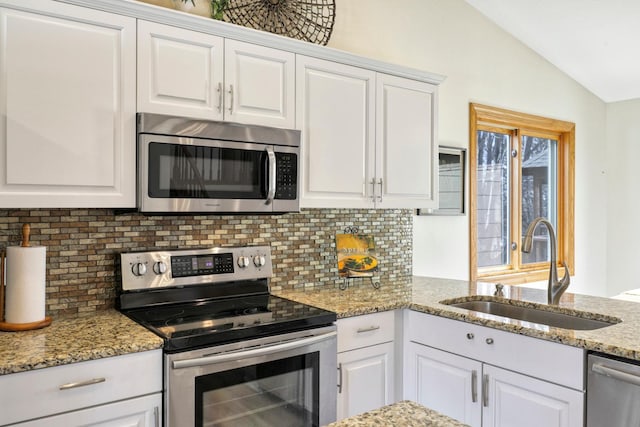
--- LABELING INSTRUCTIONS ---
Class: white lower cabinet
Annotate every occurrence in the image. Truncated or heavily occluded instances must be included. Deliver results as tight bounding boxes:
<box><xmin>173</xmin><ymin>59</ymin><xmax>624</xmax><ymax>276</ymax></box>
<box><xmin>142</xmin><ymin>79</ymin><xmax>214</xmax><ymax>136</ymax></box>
<box><xmin>0</xmin><ymin>350</ymin><xmax>162</xmax><ymax>427</ymax></box>
<box><xmin>483</xmin><ymin>364</ymin><xmax>583</xmax><ymax>427</ymax></box>
<box><xmin>404</xmin><ymin>311</ymin><xmax>584</xmax><ymax>427</ymax></box>
<box><xmin>337</xmin><ymin>341</ymin><xmax>395</xmax><ymax>420</ymax></box>
<box><xmin>336</xmin><ymin>311</ymin><xmax>396</xmax><ymax>421</ymax></box>
<box><xmin>11</xmin><ymin>393</ymin><xmax>161</xmax><ymax>427</ymax></box>
<box><xmin>406</xmin><ymin>342</ymin><xmax>482</xmax><ymax>426</ymax></box>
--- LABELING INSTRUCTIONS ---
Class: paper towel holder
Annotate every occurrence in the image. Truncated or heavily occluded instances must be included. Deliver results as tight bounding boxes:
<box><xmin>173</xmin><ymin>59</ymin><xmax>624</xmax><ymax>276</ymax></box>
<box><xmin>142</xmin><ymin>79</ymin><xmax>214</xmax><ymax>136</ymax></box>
<box><xmin>0</xmin><ymin>223</ymin><xmax>52</xmax><ymax>332</ymax></box>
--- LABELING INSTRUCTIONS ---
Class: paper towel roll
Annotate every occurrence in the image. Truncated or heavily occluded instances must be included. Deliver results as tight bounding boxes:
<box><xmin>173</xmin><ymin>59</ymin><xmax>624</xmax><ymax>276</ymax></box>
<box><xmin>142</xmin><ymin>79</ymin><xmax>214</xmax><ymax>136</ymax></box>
<box><xmin>5</xmin><ymin>245</ymin><xmax>46</xmax><ymax>324</ymax></box>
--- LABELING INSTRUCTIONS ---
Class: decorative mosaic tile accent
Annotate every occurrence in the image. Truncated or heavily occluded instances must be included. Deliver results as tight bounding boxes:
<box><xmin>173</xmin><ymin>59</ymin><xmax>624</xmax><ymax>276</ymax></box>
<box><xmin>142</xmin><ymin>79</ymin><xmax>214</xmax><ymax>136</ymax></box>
<box><xmin>0</xmin><ymin>209</ymin><xmax>412</xmax><ymax>317</ymax></box>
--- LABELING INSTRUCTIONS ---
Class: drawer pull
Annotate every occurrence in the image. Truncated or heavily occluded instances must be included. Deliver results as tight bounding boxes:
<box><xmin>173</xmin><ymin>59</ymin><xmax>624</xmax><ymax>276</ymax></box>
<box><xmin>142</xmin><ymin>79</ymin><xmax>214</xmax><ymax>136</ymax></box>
<box><xmin>466</xmin><ymin>333</ymin><xmax>474</xmax><ymax>340</ymax></box>
<box><xmin>356</xmin><ymin>325</ymin><xmax>381</xmax><ymax>333</ymax></box>
<box><xmin>485</xmin><ymin>338</ymin><xmax>494</xmax><ymax>345</ymax></box>
<box><xmin>59</xmin><ymin>377</ymin><xmax>106</xmax><ymax>390</ymax></box>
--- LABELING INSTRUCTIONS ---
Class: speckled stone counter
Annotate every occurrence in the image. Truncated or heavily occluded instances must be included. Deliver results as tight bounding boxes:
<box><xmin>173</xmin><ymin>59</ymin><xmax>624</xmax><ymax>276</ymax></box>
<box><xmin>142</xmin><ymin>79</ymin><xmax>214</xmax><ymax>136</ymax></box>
<box><xmin>275</xmin><ymin>276</ymin><xmax>640</xmax><ymax>361</ymax></box>
<box><xmin>326</xmin><ymin>400</ymin><xmax>468</xmax><ymax>427</ymax></box>
<box><xmin>0</xmin><ymin>310</ymin><xmax>163</xmax><ymax>375</ymax></box>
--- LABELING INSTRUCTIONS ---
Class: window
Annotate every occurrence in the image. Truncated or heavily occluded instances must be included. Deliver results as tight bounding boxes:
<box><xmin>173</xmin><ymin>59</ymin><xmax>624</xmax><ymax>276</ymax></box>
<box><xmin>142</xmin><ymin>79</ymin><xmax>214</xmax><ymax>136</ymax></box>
<box><xmin>469</xmin><ymin>103</ymin><xmax>574</xmax><ymax>284</ymax></box>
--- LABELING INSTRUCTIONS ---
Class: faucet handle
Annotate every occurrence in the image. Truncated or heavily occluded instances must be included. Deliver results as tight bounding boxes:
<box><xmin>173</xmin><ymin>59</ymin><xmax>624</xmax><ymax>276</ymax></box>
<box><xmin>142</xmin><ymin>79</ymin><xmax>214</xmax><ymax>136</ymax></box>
<box><xmin>559</xmin><ymin>261</ymin><xmax>570</xmax><ymax>287</ymax></box>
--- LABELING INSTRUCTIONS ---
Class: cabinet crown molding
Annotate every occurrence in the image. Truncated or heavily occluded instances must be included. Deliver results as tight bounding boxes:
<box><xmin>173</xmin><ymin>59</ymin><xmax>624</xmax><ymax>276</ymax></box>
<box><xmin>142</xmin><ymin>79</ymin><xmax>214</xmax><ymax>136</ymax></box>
<box><xmin>49</xmin><ymin>0</ymin><xmax>446</xmax><ymax>85</ymax></box>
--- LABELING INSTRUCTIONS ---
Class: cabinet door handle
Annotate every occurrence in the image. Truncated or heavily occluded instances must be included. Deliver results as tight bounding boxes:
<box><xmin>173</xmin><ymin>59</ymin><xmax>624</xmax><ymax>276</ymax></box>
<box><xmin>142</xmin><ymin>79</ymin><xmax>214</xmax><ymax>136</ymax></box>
<box><xmin>356</xmin><ymin>325</ymin><xmax>380</xmax><ymax>333</ymax></box>
<box><xmin>482</xmin><ymin>374</ymin><xmax>489</xmax><ymax>407</ymax></box>
<box><xmin>377</xmin><ymin>178</ymin><xmax>383</xmax><ymax>202</ymax></box>
<box><xmin>370</xmin><ymin>178</ymin><xmax>376</xmax><ymax>202</ymax></box>
<box><xmin>337</xmin><ymin>363</ymin><xmax>343</xmax><ymax>394</ymax></box>
<box><xmin>471</xmin><ymin>370</ymin><xmax>478</xmax><ymax>403</ymax></box>
<box><xmin>154</xmin><ymin>406</ymin><xmax>160</xmax><ymax>427</ymax></box>
<box><xmin>59</xmin><ymin>377</ymin><xmax>106</xmax><ymax>390</ymax></box>
<box><xmin>216</xmin><ymin>82</ymin><xmax>223</xmax><ymax>113</ymax></box>
<box><xmin>228</xmin><ymin>84</ymin><xmax>234</xmax><ymax>114</ymax></box>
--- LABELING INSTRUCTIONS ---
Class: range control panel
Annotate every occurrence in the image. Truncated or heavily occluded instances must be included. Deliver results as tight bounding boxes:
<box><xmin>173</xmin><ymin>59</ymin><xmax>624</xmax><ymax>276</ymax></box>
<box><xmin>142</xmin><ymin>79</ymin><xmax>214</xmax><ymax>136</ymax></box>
<box><xmin>120</xmin><ymin>246</ymin><xmax>272</xmax><ymax>291</ymax></box>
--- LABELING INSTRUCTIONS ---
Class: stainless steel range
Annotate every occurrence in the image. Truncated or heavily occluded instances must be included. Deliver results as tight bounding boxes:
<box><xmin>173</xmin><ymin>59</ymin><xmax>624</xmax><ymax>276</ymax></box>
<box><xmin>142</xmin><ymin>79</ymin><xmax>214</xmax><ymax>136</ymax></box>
<box><xmin>118</xmin><ymin>246</ymin><xmax>337</xmax><ymax>427</ymax></box>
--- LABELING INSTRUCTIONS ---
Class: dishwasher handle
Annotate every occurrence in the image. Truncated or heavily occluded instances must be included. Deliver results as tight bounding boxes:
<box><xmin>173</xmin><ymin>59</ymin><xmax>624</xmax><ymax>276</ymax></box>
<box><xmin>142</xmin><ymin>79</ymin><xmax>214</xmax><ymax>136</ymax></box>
<box><xmin>592</xmin><ymin>362</ymin><xmax>640</xmax><ymax>387</ymax></box>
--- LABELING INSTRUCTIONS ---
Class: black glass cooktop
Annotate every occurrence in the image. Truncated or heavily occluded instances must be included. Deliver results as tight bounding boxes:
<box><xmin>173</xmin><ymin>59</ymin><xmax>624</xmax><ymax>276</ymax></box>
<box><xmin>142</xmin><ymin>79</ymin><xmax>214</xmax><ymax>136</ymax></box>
<box><xmin>121</xmin><ymin>293</ymin><xmax>336</xmax><ymax>353</ymax></box>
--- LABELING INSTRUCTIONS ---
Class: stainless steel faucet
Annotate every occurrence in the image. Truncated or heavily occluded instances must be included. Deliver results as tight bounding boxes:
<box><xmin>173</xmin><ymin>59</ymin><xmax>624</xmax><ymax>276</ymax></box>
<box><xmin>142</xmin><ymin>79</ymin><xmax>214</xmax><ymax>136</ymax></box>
<box><xmin>521</xmin><ymin>217</ymin><xmax>570</xmax><ymax>305</ymax></box>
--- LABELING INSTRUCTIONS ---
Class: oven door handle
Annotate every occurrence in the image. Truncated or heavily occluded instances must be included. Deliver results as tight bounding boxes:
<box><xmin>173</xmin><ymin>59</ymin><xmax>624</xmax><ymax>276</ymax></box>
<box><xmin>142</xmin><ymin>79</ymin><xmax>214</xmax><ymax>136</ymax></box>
<box><xmin>172</xmin><ymin>331</ymin><xmax>337</xmax><ymax>370</ymax></box>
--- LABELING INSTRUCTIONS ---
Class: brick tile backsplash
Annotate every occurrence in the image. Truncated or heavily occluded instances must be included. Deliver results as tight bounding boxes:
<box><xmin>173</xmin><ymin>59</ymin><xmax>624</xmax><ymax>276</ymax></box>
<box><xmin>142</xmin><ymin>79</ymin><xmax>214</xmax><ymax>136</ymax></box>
<box><xmin>0</xmin><ymin>209</ymin><xmax>412</xmax><ymax>318</ymax></box>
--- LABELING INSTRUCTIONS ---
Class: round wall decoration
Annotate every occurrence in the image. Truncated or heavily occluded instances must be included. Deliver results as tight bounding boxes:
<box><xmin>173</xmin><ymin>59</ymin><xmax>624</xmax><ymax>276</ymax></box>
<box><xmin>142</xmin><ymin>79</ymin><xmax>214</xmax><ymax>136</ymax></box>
<box><xmin>223</xmin><ymin>0</ymin><xmax>336</xmax><ymax>46</ymax></box>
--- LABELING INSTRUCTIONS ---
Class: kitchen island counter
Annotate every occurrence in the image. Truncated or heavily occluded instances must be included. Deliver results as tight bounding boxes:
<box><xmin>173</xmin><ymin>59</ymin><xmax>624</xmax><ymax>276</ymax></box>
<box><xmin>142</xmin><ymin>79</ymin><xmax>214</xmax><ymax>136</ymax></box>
<box><xmin>0</xmin><ymin>310</ymin><xmax>163</xmax><ymax>375</ymax></box>
<box><xmin>275</xmin><ymin>276</ymin><xmax>640</xmax><ymax>361</ymax></box>
<box><xmin>325</xmin><ymin>400</ymin><xmax>468</xmax><ymax>427</ymax></box>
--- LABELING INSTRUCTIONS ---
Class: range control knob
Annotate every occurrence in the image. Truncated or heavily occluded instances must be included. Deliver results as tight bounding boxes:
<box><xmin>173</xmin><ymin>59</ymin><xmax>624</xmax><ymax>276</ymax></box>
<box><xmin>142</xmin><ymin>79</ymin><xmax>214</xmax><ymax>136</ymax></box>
<box><xmin>153</xmin><ymin>261</ymin><xmax>167</xmax><ymax>275</ymax></box>
<box><xmin>253</xmin><ymin>255</ymin><xmax>266</xmax><ymax>268</ymax></box>
<box><xmin>237</xmin><ymin>256</ymin><xmax>250</xmax><ymax>269</ymax></box>
<box><xmin>131</xmin><ymin>262</ymin><xmax>147</xmax><ymax>277</ymax></box>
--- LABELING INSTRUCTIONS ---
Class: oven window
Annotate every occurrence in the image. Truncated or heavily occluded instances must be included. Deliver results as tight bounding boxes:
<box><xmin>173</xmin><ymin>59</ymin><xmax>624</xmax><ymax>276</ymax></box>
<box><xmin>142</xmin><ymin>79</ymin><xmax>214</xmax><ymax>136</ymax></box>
<box><xmin>195</xmin><ymin>352</ymin><xmax>319</xmax><ymax>427</ymax></box>
<box><xmin>148</xmin><ymin>142</ymin><xmax>267</xmax><ymax>199</ymax></box>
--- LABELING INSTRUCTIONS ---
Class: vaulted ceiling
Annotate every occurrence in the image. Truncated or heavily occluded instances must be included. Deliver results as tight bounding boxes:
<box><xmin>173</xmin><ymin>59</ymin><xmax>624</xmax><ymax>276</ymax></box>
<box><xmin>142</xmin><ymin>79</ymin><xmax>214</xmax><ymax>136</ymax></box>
<box><xmin>465</xmin><ymin>0</ymin><xmax>640</xmax><ymax>103</ymax></box>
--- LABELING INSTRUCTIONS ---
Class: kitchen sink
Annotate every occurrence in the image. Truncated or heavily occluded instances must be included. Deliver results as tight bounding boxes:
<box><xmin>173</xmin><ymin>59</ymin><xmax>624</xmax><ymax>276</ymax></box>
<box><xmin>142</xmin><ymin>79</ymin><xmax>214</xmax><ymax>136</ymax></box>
<box><xmin>441</xmin><ymin>297</ymin><xmax>621</xmax><ymax>330</ymax></box>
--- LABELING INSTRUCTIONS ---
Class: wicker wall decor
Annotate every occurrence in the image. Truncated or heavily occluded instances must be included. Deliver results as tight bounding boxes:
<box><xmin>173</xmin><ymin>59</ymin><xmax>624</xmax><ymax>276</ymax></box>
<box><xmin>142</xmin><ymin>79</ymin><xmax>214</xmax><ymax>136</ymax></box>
<box><xmin>223</xmin><ymin>0</ymin><xmax>336</xmax><ymax>46</ymax></box>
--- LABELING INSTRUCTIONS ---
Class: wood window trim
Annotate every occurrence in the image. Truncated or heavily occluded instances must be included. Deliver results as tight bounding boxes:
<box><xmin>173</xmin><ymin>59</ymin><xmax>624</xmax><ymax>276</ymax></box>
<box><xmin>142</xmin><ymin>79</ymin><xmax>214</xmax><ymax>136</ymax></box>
<box><xmin>469</xmin><ymin>103</ymin><xmax>575</xmax><ymax>284</ymax></box>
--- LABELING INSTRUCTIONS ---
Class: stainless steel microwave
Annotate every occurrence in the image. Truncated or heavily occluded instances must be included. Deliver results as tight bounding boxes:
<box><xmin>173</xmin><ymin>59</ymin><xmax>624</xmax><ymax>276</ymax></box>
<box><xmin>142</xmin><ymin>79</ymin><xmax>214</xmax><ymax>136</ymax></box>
<box><xmin>137</xmin><ymin>113</ymin><xmax>300</xmax><ymax>214</ymax></box>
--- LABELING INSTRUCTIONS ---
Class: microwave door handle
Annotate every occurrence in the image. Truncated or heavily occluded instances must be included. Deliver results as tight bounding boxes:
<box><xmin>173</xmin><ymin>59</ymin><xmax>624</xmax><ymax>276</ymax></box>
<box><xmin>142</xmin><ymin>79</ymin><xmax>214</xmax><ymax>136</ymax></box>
<box><xmin>265</xmin><ymin>148</ymin><xmax>276</xmax><ymax>205</ymax></box>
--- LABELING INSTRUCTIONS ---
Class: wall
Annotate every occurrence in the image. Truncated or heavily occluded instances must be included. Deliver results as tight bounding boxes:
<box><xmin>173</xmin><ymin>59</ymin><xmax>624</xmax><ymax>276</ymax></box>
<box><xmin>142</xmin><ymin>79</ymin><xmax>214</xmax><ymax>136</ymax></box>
<box><xmin>605</xmin><ymin>99</ymin><xmax>640</xmax><ymax>296</ymax></box>
<box><xmin>0</xmin><ymin>209</ymin><xmax>412</xmax><ymax>318</ymax></box>
<box><xmin>328</xmin><ymin>0</ymin><xmax>608</xmax><ymax>295</ymax></box>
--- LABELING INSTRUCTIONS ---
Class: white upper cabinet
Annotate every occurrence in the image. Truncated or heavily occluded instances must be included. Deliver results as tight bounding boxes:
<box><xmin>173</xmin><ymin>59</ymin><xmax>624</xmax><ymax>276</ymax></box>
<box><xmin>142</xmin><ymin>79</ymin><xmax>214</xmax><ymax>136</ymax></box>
<box><xmin>137</xmin><ymin>20</ymin><xmax>224</xmax><ymax>121</ymax></box>
<box><xmin>224</xmin><ymin>39</ymin><xmax>295</xmax><ymax>128</ymax></box>
<box><xmin>376</xmin><ymin>74</ymin><xmax>438</xmax><ymax>209</ymax></box>
<box><xmin>138</xmin><ymin>21</ymin><xmax>295</xmax><ymax>129</ymax></box>
<box><xmin>297</xmin><ymin>56</ymin><xmax>439</xmax><ymax>209</ymax></box>
<box><xmin>296</xmin><ymin>55</ymin><xmax>376</xmax><ymax>208</ymax></box>
<box><xmin>0</xmin><ymin>0</ymin><xmax>136</xmax><ymax>208</ymax></box>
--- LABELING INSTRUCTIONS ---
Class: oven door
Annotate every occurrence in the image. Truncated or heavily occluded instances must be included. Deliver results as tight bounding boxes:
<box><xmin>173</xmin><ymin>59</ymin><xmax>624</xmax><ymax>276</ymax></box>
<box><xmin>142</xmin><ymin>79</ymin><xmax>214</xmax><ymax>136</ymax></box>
<box><xmin>165</xmin><ymin>326</ymin><xmax>337</xmax><ymax>427</ymax></box>
<box><xmin>139</xmin><ymin>134</ymin><xmax>277</xmax><ymax>213</ymax></box>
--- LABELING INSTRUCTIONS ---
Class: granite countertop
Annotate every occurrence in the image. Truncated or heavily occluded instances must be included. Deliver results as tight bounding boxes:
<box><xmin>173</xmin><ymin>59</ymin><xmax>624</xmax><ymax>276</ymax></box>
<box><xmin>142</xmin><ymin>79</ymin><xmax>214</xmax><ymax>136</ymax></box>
<box><xmin>326</xmin><ymin>400</ymin><xmax>468</xmax><ymax>427</ymax></box>
<box><xmin>4</xmin><ymin>275</ymin><xmax>640</xmax><ymax>375</ymax></box>
<box><xmin>275</xmin><ymin>276</ymin><xmax>640</xmax><ymax>361</ymax></box>
<box><xmin>0</xmin><ymin>310</ymin><xmax>163</xmax><ymax>375</ymax></box>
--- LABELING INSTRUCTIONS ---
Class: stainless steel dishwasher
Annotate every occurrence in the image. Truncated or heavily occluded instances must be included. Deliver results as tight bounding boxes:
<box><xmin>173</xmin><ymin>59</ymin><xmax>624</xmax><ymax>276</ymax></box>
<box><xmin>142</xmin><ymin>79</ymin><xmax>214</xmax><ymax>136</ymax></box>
<box><xmin>587</xmin><ymin>353</ymin><xmax>640</xmax><ymax>426</ymax></box>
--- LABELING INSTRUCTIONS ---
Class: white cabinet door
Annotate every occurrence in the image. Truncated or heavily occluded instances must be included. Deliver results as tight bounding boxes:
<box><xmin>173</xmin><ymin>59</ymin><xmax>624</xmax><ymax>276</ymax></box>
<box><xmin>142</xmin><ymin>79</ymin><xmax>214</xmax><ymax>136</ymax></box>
<box><xmin>337</xmin><ymin>341</ymin><xmax>395</xmax><ymax>421</ymax></box>
<box><xmin>405</xmin><ymin>342</ymin><xmax>482</xmax><ymax>427</ymax></box>
<box><xmin>483</xmin><ymin>364</ymin><xmax>583</xmax><ymax>427</ymax></box>
<box><xmin>0</xmin><ymin>0</ymin><xmax>136</xmax><ymax>208</ymax></box>
<box><xmin>13</xmin><ymin>393</ymin><xmax>162</xmax><ymax>427</ymax></box>
<box><xmin>138</xmin><ymin>22</ymin><xmax>294</xmax><ymax>129</ymax></box>
<box><xmin>376</xmin><ymin>74</ymin><xmax>438</xmax><ymax>209</ymax></box>
<box><xmin>224</xmin><ymin>39</ymin><xmax>295</xmax><ymax>128</ymax></box>
<box><xmin>296</xmin><ymin>55</ymin><xmax>376</xmax><ymax>208</ymax></box>
<box><xmin>137</xmin><ymin>20</ymin><xmax>224</xmax><ymax>120</ymax></box>
<box><xmin>296</xmin><ymin>56</ymin><xmax>439</xmax><ymax>209</ymax></box>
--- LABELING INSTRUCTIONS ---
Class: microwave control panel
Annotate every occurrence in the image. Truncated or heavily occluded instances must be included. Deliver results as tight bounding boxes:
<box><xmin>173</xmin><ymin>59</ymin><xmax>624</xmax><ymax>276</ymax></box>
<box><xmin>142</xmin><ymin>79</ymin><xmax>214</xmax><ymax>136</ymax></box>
<box><xmin>275</xmin><ymin>152</ymin><xmax>297</xmax><ymax>200</ymax></box>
